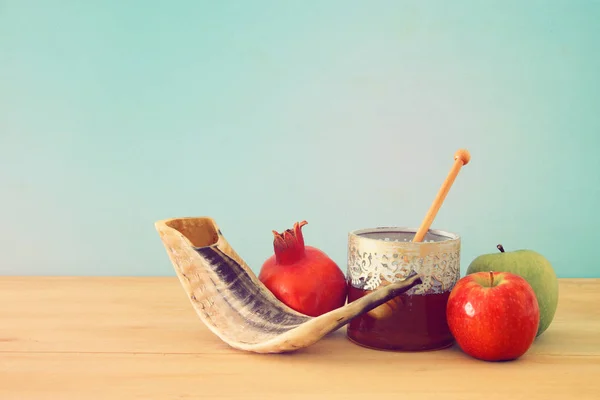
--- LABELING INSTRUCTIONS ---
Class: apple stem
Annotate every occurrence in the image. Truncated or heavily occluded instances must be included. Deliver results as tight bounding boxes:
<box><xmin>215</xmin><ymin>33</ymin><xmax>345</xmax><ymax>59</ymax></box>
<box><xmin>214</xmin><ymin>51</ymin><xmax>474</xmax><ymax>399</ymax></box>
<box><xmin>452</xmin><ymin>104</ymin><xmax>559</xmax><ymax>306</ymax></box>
<box><xmin>497</xmin><ymin>244</ymin><xmax>505</xmax><ymax>253</ymax></box>
<box><xmin>489</xmin><ymin>271</ymin><xmax>494</xmax><ymax>286</ymax></box>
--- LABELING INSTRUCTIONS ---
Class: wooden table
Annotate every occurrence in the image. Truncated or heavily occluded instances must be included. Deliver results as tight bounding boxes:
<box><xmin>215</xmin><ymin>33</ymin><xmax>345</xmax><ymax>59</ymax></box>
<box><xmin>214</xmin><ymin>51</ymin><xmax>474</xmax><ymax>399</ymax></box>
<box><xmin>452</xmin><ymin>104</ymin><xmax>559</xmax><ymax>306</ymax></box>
<box><xmin>1</xmin><ymin>277</ymin><xmax>598</xmax><ymax>399</ymax></box>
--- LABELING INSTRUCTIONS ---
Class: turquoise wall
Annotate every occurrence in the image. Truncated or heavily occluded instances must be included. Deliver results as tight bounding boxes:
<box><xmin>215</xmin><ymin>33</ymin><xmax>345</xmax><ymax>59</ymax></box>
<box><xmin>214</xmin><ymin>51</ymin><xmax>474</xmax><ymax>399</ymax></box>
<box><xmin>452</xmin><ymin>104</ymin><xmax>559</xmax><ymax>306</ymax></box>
<box><xmin>1</xmin><ymin>1</ymin><xmax>599</xmax><ymax>278</ymax></box>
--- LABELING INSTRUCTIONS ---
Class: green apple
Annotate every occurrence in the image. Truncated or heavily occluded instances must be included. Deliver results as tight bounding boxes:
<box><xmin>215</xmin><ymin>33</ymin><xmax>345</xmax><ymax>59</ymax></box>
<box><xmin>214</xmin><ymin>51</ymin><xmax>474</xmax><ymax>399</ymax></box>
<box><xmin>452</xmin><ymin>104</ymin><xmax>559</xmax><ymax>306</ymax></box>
<box><xmin>466</xmin><ymin>244</ymin><xmax>558</xmax><ymax>337</ymax></box>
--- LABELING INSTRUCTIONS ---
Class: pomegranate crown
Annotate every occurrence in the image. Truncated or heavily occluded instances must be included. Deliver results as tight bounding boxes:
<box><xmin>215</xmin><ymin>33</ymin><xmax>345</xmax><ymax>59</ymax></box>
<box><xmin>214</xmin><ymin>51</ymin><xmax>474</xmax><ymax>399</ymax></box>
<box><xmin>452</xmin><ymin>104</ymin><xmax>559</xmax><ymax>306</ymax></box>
<box><xmin>272</xmin><ymin>220</ymin><xmax>308</xmax><ymax>264</ymax></box>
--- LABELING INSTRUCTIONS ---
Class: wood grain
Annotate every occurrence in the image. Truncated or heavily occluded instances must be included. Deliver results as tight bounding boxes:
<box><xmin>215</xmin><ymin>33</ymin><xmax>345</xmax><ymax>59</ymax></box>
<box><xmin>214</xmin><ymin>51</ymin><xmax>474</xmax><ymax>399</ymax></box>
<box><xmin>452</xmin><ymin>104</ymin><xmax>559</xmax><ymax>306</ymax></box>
<box><xmin>1</xmin><ymin>277</ymin><xmax>599</xmax><ymax>399</ymax></box>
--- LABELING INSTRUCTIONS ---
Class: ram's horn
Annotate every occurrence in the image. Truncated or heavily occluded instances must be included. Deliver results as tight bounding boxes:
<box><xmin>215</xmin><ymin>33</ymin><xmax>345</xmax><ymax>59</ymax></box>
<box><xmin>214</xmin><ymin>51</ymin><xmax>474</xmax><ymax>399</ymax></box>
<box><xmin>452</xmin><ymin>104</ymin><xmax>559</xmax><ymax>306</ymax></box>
<box><xmin>155</xmin><ymin>217</ymin><xmax>422</xmax><ymax>354</ymax></box>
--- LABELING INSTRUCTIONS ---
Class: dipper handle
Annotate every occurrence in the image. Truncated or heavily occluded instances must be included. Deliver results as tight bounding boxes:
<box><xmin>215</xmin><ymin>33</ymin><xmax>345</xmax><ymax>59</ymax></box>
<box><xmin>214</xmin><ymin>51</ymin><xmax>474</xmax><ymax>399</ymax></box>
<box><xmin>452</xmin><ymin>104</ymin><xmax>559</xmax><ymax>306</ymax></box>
<box><xmin>413</xmin><ymin>149</ymin><xmax>471</xmax><ymax>242</ymax></box>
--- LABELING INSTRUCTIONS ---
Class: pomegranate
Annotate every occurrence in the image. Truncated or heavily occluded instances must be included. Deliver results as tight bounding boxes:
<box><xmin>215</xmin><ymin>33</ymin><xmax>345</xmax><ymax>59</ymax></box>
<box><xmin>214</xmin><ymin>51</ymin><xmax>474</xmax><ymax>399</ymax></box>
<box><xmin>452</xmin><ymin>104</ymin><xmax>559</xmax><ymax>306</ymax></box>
<box><xmin>258</xmin><ymin>220</ymin><xmax>348</xmax><ymax>317</ymax></box>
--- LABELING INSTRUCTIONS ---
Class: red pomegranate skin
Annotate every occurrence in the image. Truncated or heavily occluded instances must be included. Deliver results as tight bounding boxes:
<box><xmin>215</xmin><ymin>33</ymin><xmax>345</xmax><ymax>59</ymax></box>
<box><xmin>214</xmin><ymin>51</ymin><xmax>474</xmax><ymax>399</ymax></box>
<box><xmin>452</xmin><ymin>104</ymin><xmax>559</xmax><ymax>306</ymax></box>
<box><xmin>258</xmin><ymin>221</ymin><xmax>347</xmax><ymax>317</ymax></box>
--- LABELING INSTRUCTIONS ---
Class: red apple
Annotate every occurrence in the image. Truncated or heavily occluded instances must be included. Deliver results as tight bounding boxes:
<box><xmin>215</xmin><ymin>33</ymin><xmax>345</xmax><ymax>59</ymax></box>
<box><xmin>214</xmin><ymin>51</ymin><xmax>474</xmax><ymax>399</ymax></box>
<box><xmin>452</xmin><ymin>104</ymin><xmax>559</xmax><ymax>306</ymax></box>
<box><xmin>446</xmin><ymin>271</ymin><xmax>540</xmax><ymax>361</ymax></box>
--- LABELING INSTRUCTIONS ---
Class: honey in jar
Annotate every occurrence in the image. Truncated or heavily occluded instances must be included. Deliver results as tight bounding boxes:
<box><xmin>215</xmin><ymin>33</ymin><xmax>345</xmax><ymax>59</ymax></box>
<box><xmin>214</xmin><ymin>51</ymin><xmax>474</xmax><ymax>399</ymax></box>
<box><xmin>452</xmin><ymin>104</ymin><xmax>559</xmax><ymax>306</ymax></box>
<box><xmin>346</xmin><ymin>227</ymin><xmax>461</xmax><ymax>351</ymax></box>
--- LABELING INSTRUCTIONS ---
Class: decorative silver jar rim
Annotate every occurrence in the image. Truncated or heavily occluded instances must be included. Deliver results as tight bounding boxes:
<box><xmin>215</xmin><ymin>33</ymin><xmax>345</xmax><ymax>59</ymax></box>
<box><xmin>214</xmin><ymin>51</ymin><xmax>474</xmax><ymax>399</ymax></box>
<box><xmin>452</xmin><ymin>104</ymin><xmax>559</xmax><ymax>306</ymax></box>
<box><xmin>348</xmin><ymin>226</ymin><xmax>460</xmax><ymax>244</ymax></box>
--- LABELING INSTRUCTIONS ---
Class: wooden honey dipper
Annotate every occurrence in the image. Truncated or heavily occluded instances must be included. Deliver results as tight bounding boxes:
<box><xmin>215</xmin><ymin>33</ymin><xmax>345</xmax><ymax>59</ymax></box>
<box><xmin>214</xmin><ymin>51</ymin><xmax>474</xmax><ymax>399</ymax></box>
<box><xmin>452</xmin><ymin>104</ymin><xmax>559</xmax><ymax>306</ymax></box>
<box><xmin>413</xmin><ymin>149</ymin><xmax>471</xmax><ymax>242</ymax></box>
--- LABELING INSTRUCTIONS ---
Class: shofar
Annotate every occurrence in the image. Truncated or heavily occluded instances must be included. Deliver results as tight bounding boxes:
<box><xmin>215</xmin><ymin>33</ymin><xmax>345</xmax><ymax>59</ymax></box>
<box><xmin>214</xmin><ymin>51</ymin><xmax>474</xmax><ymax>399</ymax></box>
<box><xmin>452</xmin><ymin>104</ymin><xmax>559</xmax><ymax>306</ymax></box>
<box><xmin>155</xmin><ymin>217</ymin><xmax>423</xmax><ymax>354</ymax></box>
